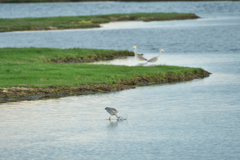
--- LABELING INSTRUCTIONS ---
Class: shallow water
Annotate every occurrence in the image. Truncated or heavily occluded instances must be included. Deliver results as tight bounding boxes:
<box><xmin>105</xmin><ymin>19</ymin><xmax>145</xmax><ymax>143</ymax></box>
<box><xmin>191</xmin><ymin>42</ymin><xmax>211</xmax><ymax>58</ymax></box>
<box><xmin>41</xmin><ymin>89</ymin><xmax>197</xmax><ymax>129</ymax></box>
<box><xmin>0</xmin><ymin>2</ymin><xmax>240</xmax><ymax>160</ymax></box>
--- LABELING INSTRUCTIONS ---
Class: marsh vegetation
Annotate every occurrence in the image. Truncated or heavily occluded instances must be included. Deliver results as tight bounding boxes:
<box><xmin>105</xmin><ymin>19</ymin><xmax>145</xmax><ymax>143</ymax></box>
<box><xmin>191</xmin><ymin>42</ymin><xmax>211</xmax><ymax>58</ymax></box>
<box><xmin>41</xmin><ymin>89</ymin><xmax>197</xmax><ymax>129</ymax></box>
<box><xmin>0</xmin><ymin>12</ymin><xmax>199</xmax><ymax>32</ymax></box>
<box><xmin>0</xmin><ymin>47</ymin><xmax>210</xmax><ymax>102</ymax></box>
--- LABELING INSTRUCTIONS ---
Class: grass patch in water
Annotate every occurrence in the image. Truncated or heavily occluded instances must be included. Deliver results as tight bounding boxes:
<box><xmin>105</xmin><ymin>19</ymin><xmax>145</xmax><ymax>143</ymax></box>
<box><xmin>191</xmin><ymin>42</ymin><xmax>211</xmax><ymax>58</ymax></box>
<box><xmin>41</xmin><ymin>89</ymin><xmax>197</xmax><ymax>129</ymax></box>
<box><xmin>0</xmin><ymin>47</ymin><xmax>208</xmax><ymax>88</ymax></box>
<box><xmin>0</xmin><ymin>12</ymin><xmax>199</xmax><ymax>32</ymax></box>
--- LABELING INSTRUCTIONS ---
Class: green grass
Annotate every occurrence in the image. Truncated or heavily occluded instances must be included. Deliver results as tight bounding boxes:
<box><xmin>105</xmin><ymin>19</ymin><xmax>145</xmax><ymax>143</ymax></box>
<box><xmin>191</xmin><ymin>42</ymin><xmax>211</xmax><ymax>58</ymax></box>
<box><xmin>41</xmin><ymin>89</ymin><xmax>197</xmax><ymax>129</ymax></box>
<box><xmin>0</xmin><ymin>12</ymin><xmax>199</xmax><ymax>32</ymax></box>
<box><xmin>0</xmin><ymin>47</ymin><xmax>206</xmax><ymax>88</ymax></box>
<box><xmin>0</xmin><ymin>47</ymin><xmax>132</xmax><ymax>62</ymax></box>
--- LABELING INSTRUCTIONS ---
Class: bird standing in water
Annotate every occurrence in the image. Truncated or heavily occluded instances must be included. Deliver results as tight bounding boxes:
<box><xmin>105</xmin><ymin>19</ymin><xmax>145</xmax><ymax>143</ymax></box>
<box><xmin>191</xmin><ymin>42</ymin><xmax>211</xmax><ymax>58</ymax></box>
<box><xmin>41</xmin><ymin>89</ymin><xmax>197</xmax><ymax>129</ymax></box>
<box><xmin>105</xmin><ymin>107</ymin><xmax>119</xmax><ymax>120</ymax></box>
<box><xmin>131</xmin><ymin>46</ymin><xmax>147</xmax><ymax>63</ymax></box>
<box><xmin>147</xmin><ymin>49</ymin><xmax>166</xmax><ymax>65</ymax></box>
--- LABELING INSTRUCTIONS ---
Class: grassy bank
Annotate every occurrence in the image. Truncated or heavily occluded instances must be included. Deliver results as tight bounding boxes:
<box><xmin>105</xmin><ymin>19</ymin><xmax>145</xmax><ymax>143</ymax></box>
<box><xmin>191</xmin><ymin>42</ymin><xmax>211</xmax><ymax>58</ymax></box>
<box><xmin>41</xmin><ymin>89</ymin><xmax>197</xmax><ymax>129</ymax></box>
<box><xmin>0</xmin><ymin>12</ymin><xmax>199</xmax><ymax>32</ymax></box>
<box><xmin>0</xmin><ymin>47</ymin><xmax>210</xmax><ymax>102</ymax></box>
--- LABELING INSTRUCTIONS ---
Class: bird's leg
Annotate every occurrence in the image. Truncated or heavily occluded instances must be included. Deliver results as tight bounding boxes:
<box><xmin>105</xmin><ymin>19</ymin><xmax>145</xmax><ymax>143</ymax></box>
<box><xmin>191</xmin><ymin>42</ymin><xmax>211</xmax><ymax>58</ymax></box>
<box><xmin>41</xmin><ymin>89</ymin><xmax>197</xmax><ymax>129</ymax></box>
<box><xmin>115</xmin><ymin>114</ymin><xmax>120</xmax><ymax>119</ymax></box>
<box><xmin>109</xmin><ymin>115</ymin><xmax>112</xmax><ymax>120</ymax></box>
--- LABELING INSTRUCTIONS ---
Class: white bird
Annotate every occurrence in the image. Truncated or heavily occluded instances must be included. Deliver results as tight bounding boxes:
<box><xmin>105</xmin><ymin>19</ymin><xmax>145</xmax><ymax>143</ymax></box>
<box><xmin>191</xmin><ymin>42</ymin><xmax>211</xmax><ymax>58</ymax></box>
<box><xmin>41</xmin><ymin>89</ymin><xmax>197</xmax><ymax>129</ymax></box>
<box><xmin>147</xmin><ymin>49</ymin><xmax>166</xmax><ymax>64</ymax></box>
<box><xmin>131</xmin><ymin>46</ymin><xmax>147</xmax><ymax>63</ymax></box>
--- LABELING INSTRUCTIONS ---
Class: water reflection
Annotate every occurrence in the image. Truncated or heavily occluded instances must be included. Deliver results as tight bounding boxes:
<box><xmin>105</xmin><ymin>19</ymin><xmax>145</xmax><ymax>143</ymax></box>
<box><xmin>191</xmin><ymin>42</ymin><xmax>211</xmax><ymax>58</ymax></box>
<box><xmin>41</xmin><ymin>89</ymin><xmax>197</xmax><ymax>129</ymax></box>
<box><xmin>90</xmin><ymin>55</ymin><xmax>159</xmax><ymax>66</ymax></box>
<box><xmin>107</xmin><ymin>120</ymin><xmax>118</xmax><ymax>127</ymax></box>
<box><xmin>107</xmin><ymin>119</ymin><xmax>128</xmax><ymax>128</ymax></box>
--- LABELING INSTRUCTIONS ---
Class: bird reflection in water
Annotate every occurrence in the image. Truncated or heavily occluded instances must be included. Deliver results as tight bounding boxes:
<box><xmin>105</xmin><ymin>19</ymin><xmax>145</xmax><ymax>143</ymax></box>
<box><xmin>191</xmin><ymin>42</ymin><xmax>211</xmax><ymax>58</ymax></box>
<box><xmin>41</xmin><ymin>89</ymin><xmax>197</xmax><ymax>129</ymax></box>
<box><xmin>108</xmin><ymin>120</ymin><xmax>119</xmax><ymax>127</ymax></box>
<box><xmin>136</xmin><ymin>63</ymin><xmax>148</xmax><ymax>66</ymax></box>
<box><xmin>107</xmin><ymin>117</ymin><xmax>128</xmax><ymax>128</ymax></box>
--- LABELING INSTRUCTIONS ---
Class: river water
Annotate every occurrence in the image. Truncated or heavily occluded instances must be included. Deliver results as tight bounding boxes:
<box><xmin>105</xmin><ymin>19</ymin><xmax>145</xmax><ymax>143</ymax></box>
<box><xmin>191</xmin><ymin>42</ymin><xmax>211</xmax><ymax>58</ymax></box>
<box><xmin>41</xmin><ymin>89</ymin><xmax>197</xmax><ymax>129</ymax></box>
<box><xmin>0</xmin><ymin>1</ymin><xmax>240</xmax><ymax>160</ymax></box>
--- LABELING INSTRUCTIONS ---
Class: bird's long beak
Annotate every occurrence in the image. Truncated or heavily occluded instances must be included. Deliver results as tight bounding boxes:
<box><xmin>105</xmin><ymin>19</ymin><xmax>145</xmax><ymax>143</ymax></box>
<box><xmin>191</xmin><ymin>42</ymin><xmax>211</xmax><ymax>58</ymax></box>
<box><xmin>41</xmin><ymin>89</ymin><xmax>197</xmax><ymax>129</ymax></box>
<box><xmin>162</xmin><ymin>49</ymin><xmax>166</xmax><ymax>52</ymax></box>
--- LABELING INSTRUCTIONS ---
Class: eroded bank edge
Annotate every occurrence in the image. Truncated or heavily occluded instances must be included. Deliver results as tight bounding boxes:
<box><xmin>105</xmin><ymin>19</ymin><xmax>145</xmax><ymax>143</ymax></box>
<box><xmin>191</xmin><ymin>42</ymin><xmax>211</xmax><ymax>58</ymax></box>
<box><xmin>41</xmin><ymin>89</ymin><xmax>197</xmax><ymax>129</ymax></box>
<box><xmin>0</xmin><ymin>71</ymin><xmax>211</xmax><ymax>103</ymax></box>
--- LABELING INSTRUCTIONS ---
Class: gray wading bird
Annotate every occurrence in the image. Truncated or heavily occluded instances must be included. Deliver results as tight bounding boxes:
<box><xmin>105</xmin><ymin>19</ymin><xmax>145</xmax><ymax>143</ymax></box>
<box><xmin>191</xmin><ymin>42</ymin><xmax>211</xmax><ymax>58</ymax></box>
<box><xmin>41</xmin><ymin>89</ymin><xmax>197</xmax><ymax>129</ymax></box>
<box><xmin>131</xmin><ymin>46</ymin><xmax>147</xmax><ymax>63</ymax></box>
<box><xmin>147</xmin><ymin>49</ymin><xmax>166</xmax><ymax>64</ymax></box>
<box><xmin>105</xmin><ymin>107</ymin><xmax>119</xmax><ymax>120</ymax></box>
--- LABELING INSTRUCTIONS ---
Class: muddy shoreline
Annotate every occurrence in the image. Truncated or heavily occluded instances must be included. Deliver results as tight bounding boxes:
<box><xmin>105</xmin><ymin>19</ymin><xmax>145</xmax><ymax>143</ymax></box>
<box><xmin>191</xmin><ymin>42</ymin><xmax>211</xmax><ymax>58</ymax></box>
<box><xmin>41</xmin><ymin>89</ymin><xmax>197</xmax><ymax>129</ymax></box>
<box><xmin>50</xmin><ymin>52</ymin><xmax>134</xmax><ymax>63</ymax></box>
<box><xmin>0</xmin><ymin>71</ymin><xmax>211</xmax><ymax>103</ymax></box>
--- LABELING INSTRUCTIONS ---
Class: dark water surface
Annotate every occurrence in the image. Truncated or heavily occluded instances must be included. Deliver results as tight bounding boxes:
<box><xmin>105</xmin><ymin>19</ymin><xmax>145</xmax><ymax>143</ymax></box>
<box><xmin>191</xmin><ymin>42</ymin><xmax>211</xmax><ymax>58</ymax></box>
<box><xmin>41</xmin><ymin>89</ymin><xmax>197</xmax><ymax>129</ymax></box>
<box><xmin>0</xmin><ymin>2</ymin><xmax>240</xmax><ymax>160</ymax></box>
